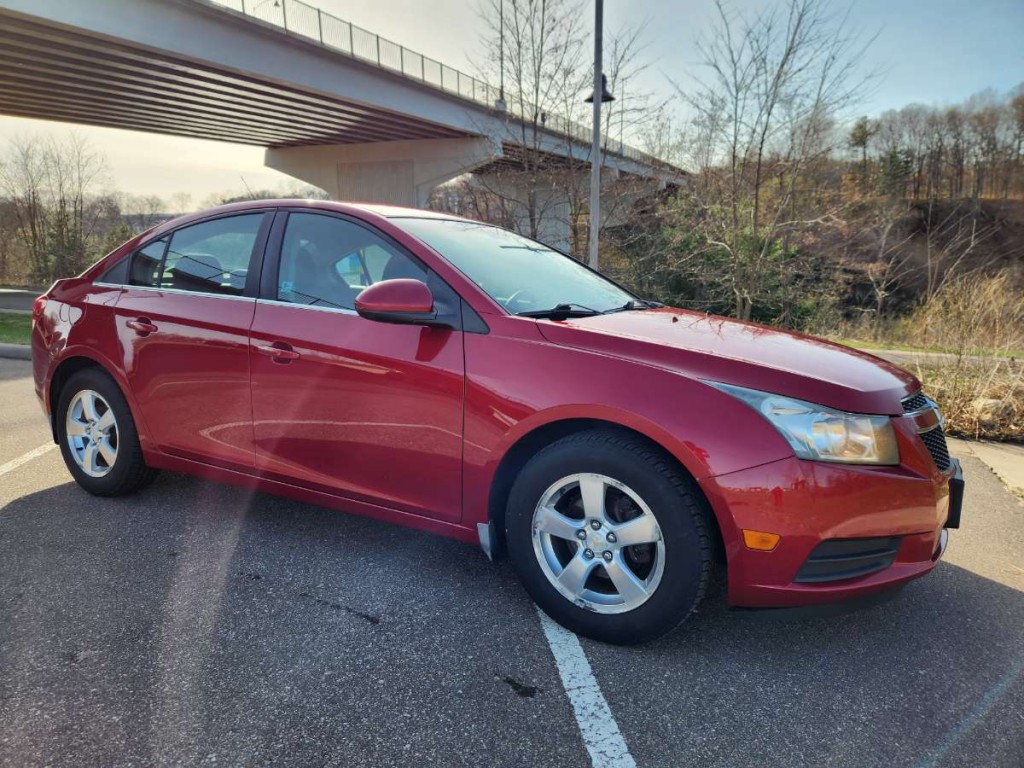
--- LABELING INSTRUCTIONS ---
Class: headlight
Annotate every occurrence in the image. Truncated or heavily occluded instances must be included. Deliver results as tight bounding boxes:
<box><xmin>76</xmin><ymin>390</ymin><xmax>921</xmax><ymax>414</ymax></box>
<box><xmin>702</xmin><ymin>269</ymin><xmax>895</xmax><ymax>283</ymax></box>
<box><xmin>708</xmin><ymin>382</ymin><xmax>899</xmax><ymax>465</ymax></box>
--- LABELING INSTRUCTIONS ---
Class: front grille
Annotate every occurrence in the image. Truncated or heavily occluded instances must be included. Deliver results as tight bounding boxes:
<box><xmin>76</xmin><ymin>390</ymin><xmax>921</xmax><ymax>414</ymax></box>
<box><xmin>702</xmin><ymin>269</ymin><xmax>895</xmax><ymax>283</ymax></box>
<box><xmin>901</xmin><ymin>392</ymin><xmax>929</xmax><ymax>413</ymax></box>
<box><xmin>902</xmin><ymin>391</ymin><xmax>952</xmax><ymax>472</ymax></box>
<box><xmin>794</xmin><ymin>537</ymin><xmax>902</xmax><ymax>583</ymax></box>
<box><xmin>920</xmin><ymin>427</ymin><xmax>952</xmax><ymax>471</ymax></box>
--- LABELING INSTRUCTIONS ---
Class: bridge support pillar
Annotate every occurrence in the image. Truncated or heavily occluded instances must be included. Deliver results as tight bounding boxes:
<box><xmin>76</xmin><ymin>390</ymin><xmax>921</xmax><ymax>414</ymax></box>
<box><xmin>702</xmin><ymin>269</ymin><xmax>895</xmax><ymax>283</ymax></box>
<box><xmin>469</xmin><ymin>172</ymin><xmax>575</xmax><ymax>253</ymax></box>
<box><xmin>470</xmin><ymin>167</ymin><xmax>663</xmax><ymax>254</ymax></box>
<box><xmin>266</xmin><ymin>137</ymin><xmax>501</xmax><ymax>208</ymax></box>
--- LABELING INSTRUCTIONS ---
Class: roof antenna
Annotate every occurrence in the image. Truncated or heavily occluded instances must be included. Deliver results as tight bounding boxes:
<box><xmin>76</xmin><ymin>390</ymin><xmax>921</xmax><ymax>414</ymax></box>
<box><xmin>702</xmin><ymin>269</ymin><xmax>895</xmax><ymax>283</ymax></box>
<box><xmin>240</xmin><ymin>175</ymin><xmax>257</xmax><ymax>200</ymax></box>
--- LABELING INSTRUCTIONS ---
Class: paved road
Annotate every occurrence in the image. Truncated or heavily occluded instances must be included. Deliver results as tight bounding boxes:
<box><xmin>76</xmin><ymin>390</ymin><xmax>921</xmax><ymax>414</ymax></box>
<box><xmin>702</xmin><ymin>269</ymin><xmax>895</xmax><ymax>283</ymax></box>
<box><xmin>1</xmin><ymin>356</ymin><xmax>1022</xmax><ymax>767</ymax></box>
<box><xmin>856</xmin><ymin>346</ymin><xmax>1021</xmax><ymax>368</ymax></box>
<box><xmin>0</xmin><ymin>289</ymin><xmax>36</xmax><ymax>314</ymax></box>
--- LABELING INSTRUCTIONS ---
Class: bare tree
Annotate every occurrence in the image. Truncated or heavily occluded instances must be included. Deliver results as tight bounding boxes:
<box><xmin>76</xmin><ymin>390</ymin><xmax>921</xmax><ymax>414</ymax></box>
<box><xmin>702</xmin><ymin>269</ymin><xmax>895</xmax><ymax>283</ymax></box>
<box><xmin>674</xmin><ymin>0</ymin><xmax>873</xmax><ymax>320</ymax></box>
<box><xmin>43</xmin><ymin>133</ymin><xmax>107</xmax><ymax>278</ymax></box>
<box><xmin>858</xmin><ymin>201</ymin><xmax>917</xmax><ymax>315</ymax></box>
<box><xmin>119</xmin><ymin>193</ymin><xmax>167</xmax><ymax>232</ymax></box>
<box><xmin>868</xmin><ymin>87</ymin><xmax>1024</xmax><ymax>203</ymax></box>
<box><xmin>470</xmin><ymin>0</ymin><xmax>588</xmax><ymax>244</ymax></box>
<box><xmin>920</xmin><ymin>200</ymin><xmax>998</xmax><ymax>301</ymax></box>
<box><xmin>0</xmin><ymin>136</ymin><xmax>48</xmax><ymax>282</ymax></box>
<box><xmin>0</xmin><ymin>133</ymin><xmax>108</xmax><ymax>282</ymax></box>
<box><xmin>169</xmin><ymin>192</ymin><xmax>193</xmax><ymax>216</ymax></box>
<box><xmin>469</xmin><ymin>0</ymin><xmax>663</xmax><ymax>255</ymax></box>
<box><xmin>0</xmin><ymin>198</ymin><xmax>19</xmax><ymax>284</ymax></box>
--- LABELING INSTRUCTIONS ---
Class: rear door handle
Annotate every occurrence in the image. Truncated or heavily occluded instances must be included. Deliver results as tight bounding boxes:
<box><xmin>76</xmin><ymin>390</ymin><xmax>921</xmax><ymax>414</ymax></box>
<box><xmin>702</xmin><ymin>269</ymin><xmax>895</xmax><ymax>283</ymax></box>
<box><xmin>255</xmin><ymin>343</ymin><xmax>300</xmax><ymax>363</ymax></box>
<box><xmin>126</xmin><ymin>318</ymin><xmax>158</xmax><ymax>335</ymax></box>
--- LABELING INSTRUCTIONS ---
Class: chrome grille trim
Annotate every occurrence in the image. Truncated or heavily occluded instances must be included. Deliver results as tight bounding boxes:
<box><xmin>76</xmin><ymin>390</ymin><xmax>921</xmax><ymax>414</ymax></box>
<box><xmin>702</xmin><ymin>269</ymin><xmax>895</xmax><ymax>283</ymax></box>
<box><xmin>901</xmin><ymin>391</ymin><xmax>930</xmax><ymax>414</ymax></box>
<box><xmin>902</xmin><ymin>391</ymin><xmax>952</xmax><ymax>472</ymax></box>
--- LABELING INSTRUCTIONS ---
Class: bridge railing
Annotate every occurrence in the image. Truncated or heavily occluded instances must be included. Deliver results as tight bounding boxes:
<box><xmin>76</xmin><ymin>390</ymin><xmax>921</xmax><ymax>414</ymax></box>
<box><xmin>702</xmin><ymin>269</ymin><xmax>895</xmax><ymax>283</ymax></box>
<box><xmin>207</xmin><ymin>0</ymin><xmax>677</xmax><ymax>172</ymax></box>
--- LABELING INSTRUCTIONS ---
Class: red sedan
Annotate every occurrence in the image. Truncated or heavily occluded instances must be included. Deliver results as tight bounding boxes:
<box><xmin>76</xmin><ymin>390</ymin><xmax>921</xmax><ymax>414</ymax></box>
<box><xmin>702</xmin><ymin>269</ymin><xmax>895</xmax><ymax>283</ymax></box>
<box><xmin>31</xmin><ymin>200</ymin><xmax>964</xmax><ymax>644</ymax></box>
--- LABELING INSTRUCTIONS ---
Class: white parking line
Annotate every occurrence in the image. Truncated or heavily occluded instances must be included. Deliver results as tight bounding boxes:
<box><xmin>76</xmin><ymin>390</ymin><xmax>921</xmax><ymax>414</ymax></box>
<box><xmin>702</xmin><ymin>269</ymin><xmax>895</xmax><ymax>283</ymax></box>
<box><xmin>0</xmin><ymin>443</ymin><xmax>57</xmax><ymax>478</ymax></box>
<box><xmin>537</xmin><ymin>608</ymin><xmax>637</xmax><ymax>768</ymax></box>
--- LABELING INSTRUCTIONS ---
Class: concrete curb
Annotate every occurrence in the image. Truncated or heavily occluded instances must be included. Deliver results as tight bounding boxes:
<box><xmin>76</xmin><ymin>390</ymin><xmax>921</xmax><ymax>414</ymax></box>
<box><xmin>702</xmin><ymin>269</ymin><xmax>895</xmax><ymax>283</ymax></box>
<box><xmin>948</xmin><ymin>437</ymin><xmax>1024</xmax><ymax>499</ymax></box>
<box><xmin>0</xmin><ymin>343</ymin><xmax>31</xmax><ymax>361</ymax></box>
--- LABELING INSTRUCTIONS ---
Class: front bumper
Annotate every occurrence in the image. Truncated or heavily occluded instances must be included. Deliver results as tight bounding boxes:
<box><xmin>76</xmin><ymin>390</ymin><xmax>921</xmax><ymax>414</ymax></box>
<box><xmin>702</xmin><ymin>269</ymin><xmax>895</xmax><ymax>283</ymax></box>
<box><xmin>700</xmin><ymin>455</ymin><xmax>962</xmax><ymax>609</ymax></box>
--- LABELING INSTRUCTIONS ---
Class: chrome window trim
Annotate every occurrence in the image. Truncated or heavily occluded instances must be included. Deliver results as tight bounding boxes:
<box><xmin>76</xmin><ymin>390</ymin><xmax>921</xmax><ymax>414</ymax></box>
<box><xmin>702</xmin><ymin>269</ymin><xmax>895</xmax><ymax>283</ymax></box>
<box><xmin>255</xmin><ymin>297</ymin><xmax>358</xmax><ymax>317</ymax></box>
<box><xmin>94</xmin><ymin>282</ymin><xmax>255</xmax><ymax>302</ymax></box>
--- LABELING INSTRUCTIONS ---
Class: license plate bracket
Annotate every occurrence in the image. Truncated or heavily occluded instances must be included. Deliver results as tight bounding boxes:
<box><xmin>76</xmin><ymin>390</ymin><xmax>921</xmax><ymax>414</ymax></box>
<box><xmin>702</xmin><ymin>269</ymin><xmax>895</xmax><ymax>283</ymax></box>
<box><xmin>945</xmin><ymin>458</ymin><xmax>964</xmax><ymax>529</ymax></box>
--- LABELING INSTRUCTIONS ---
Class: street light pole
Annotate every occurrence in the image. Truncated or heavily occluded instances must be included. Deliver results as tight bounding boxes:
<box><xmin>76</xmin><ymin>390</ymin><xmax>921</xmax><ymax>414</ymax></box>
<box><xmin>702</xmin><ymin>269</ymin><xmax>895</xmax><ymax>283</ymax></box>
<box><xmin>587</xmin><ymin>0</ymin><xmax>603</xmax><ymax>269</ymax></box>
<box><xmin>499</xmin><ymin>0</ymin><xmax>505</xmax><ymax>105</ymax></box>
<box><xmin>620</xmin><ymin>78</ymin><xmax>625</xmax><ymax>150</ymax></box>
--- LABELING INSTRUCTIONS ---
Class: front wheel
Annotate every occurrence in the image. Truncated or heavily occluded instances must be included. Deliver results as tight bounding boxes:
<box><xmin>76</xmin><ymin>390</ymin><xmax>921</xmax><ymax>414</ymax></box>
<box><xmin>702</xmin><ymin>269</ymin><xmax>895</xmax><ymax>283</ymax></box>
<box><xmin>56</xmin><ymin>368</ymin><xmax>157</xmax><ymax>497</ymax></box>
<box><xmin>506</xmin><ymin>430</ymin><xmax>713</xmax><ymax>645</ymax></box>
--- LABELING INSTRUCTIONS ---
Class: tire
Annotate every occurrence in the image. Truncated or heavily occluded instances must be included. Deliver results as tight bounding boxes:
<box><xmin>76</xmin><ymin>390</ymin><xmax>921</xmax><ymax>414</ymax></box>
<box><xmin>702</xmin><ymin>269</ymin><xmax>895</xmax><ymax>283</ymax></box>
<box><xmin>56</xmin><ymin>367</ymin><xmax>158</xmax><ymax>497</ymax></box>
<box><xmin>505</xmin><ymin>429</ymin><xmax>712</xmax><ymax>645</ymax></box>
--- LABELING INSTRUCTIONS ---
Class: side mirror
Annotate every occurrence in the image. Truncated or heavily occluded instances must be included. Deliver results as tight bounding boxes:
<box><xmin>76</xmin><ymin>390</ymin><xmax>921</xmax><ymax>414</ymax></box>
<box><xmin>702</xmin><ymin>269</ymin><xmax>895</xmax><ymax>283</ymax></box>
<box><xmin>355</xmin><ymin>279</ymin><xmax>439</xmax><ymax>326</ymax></box>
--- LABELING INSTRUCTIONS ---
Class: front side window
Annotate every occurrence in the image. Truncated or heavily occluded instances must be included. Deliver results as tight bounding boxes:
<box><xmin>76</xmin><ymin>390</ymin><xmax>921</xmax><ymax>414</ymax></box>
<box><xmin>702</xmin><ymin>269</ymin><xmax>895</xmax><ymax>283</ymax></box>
<box><xmin>129</xmin><ymin>214</ymin><xmax>263</xmax><ymax>296</ymax></box>
<box><xmin>394</xmin><ymin>218</ymin><xmax>634</xmax><ymax>314</ymax></box>
<box><xmin>276</xmin><ymin>213</ymin><xmax>426</xmax><ymax>310</ymax></box>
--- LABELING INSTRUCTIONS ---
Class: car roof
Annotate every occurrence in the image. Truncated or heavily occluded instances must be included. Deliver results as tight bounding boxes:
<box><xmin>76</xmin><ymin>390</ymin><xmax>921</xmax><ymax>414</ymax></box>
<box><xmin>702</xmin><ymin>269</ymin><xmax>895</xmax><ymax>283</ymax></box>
<box><xmin>183</xmin><ymin>199</ymin><xmax>477</xmax><ymax>224</ymax></box>
<box><xmin>352</xmin><ymin>203</ymin><xmax>470</xmax><ymax>220</ymax></box>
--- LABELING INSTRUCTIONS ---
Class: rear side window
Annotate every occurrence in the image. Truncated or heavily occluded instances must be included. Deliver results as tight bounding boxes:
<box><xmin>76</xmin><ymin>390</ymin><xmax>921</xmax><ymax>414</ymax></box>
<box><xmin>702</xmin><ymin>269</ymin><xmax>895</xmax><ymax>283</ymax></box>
<box><xmin>129</xmin><ymin>214</ymin><xmax>264</xmax><ymax>296</ymax></box>
<box><xmin>129</xmin><ymin>238</ymin><xmax>168</xmax><ymax>287</ymax></box>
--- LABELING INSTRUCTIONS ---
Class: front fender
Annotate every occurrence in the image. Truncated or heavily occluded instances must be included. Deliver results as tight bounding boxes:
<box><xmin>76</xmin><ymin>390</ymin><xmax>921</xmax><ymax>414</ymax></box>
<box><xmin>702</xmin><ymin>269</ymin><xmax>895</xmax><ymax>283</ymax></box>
<box><xmin>486</xmin><ymin>402</ymin><xmax>716</xmax><ymax>483</ymax></box>
<box><xmin>461</xmin><ymin>321</ymin><xmax>793</xmax><ymax>529</ymax></box>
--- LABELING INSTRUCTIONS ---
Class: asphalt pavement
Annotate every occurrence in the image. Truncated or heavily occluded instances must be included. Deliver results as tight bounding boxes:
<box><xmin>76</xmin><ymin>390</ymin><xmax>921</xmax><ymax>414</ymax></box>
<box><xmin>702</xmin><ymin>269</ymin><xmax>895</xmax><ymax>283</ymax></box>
<box><xmin>857</xmin><ymin>346</ymin><xmax>1021</xmax><ymax>368</ymax></box>
<box><xmin>1</xmin><ymin>356</ymin><xmax>1022</xmax><ymax>767</ymax></box>
<box><xmin>0</xmin><ymin>289</ymin><xmax>36</xmax><ymax>314</ymax></box>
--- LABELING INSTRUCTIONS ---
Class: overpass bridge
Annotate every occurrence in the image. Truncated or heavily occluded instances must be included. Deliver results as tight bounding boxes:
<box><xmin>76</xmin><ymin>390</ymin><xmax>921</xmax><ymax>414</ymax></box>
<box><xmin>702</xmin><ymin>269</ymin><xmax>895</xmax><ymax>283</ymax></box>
<box><xmin>0</xmin><ymin>0</ymin><xmax>684</xmax><ymax>247</ymax></box>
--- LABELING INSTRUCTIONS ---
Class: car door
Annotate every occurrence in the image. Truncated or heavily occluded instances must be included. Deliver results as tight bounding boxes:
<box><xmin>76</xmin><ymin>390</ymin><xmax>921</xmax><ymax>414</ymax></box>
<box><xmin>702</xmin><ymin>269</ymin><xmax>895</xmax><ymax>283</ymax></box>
<box><xmin>248</xmin><ymin>210</ymin><xmax>465</xmax><ymax>522</ymax></box>
<box><xmin>112</xmin><ymin>211</ymin><xmax>272</xmax><ymax>471</ymax></box>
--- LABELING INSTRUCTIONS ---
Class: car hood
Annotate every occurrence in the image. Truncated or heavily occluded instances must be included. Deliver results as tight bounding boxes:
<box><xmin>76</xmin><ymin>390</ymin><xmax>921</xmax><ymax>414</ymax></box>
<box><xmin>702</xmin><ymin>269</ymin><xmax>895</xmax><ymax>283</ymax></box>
<box><xmin>535</xmin><ymin>308</ymin><xmax>919</xmax><ymax>415</ymax></box>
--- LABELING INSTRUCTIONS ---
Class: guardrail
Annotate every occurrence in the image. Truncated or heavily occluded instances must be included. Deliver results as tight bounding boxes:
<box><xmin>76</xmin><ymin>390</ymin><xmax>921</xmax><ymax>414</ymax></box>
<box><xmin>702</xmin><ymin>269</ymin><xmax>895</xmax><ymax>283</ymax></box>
<box><xmin>205</xmin><ymin>0</ymin><xmax>677</xmax><ymax>172</ymax></box>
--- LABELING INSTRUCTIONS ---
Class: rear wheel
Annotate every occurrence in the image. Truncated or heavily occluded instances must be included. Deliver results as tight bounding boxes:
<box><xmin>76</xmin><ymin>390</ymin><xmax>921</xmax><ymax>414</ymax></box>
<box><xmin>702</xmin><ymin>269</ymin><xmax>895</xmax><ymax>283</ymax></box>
<box><xmin>506</xmin><ymin>429</ymin><xmax>712</xmax><ymax>645</ymax></box>
<box><xmin>56</xmin><ymin>368</ymin><xmax>157</xmax><ymax>496</ymax></box>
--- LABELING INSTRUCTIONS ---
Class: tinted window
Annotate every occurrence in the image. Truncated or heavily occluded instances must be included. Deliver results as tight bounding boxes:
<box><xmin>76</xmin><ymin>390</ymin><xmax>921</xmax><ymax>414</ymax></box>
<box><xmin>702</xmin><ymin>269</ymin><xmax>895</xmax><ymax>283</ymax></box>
<box><xmin>277</xmin><ymin>213</ymin><xmax>426</xmax><ymax>310</ymax></box>
<box><xmin>396</xmin><ymin>218</ymin><xmax>633</xmax><ymax>314</ymax></box>
<box><xmin>129</xmin><ymin>238</ymin><xmax>167</xmax><ymax>287</ymax></box>
<box><xmin>129</xmin><ymin>214</ymin><xmax>263</xmax><ymax>296</ymax></box>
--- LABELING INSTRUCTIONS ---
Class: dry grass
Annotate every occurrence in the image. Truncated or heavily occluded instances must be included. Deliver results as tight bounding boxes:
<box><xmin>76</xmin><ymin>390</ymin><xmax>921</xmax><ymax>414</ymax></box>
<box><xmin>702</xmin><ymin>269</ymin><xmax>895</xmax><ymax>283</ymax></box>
<box><xmin>837</xmin><ymin>274</ymin><xmax>1024</xmax><ymax>441</ymax></box>
<box><xmin>909</xmin><ymin>359</ymin><xmax>1023</xmax><ymax>441</ymax></box>
<box><xmin>839</xmin><ymin>273</ymin><xmax>1024</xmax><ymax>356</ymax></box>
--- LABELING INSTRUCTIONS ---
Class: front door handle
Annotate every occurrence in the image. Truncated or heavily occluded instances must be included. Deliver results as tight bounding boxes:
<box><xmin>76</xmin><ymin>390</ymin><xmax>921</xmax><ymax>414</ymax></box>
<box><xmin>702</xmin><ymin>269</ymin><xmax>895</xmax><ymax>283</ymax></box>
<box><xmin>126</xmin><ymin>318</ymin><xmax>158</xmax><ymax>336</ymax></box>
<box><xmin>255</xmin><ymin>343</ymin><xmax>300</xmax><ymax>363</ymax></box>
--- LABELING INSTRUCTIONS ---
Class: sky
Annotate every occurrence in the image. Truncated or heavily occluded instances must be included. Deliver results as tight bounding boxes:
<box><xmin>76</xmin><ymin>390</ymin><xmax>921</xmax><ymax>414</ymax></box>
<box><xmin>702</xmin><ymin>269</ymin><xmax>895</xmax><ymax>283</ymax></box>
<box><xmin>1</xmin><ymin>0</ymin><xmax>1021</xmax><ymax>206</ymax></box>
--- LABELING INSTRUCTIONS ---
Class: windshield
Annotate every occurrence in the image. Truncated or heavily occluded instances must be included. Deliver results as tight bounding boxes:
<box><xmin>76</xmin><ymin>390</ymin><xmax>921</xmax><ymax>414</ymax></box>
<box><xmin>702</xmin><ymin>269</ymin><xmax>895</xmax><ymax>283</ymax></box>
<box><xmin>396</xmin><ymin>218</ymin><xmax>635</xmax><ymax>315</ymax></box>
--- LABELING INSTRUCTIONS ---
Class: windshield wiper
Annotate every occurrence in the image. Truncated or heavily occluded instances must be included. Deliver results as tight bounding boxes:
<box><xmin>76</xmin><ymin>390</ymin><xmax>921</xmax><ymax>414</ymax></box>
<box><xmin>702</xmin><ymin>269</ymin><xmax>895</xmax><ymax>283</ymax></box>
<box><xmin>518</xmin><ymin>299</ymin><xmax>663</xmax><ymax>320</ymax></box>
<box><xmin>517</xmin><ymin>302</ymin><xmax>602</xmax><ymax>319</ymax></box>
<box><xmin>602</xmin><ymin>299</ymin><xmax>663</xmax><ymax>314</ymax></box>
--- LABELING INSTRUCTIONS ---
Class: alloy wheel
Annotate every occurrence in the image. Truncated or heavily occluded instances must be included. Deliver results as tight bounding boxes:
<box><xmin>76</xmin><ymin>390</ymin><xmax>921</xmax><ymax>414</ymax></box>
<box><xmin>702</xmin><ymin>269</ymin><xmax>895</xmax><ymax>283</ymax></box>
<box><xmin>65</xmin><ymin>389</ymin><xmax>119</xmax><ymax>478</ymax></box>
<box><xmin>531</xmin><ymin>472</ymin><xmax>666</xmax><ymax>614</ymax></box>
